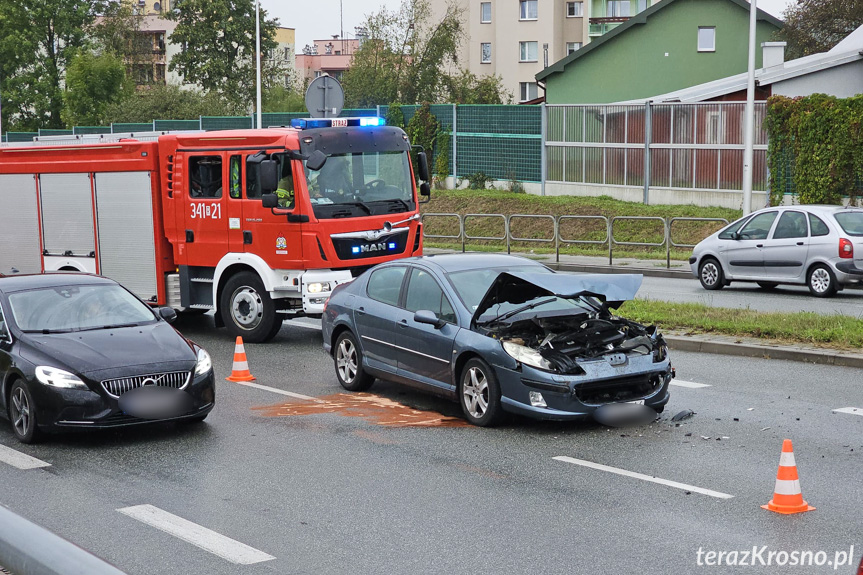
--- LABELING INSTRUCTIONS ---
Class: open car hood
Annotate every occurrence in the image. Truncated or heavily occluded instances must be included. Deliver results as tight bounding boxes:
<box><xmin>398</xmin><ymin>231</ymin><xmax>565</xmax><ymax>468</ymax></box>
<box><xmin>472</xmin><ymin>272</ymin><xmax>643</xmax><ymax>325</ymax></box>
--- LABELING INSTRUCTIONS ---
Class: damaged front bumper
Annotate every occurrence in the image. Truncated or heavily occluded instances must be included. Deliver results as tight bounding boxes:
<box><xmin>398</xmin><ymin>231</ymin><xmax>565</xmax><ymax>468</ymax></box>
<box><xmin>495</xmin><ymin>354</ymin><xmax>672</xmax><ymax>421</ymax></box>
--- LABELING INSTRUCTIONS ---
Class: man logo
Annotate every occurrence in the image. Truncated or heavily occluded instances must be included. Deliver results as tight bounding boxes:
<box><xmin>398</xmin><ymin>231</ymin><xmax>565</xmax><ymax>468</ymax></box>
<box><xmin>360</xmin><ymin>242</ymin><xmax>388</xmax><ymax>253</ymax></box>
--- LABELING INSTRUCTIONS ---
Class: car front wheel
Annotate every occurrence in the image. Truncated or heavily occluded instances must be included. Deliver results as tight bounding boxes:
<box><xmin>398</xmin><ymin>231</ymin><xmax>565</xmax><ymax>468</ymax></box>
<box><xmin>459</xmin><ymin>358</ymin><xmax>503</xmax><ymax>427</ymax></box>
<box><xmin>698</xmin><ymin>257</ymin><xmax>725</xmax><ymax>290</ymax></box>
<box><xmin>808</xmin><ymin>264</ymin><xmax>837</xmax><ymax>297</ymax></box>
<box><xmin>334</xmin><ymin>331</ymin><xmax>374</xmax><ymax>391</ymax></box>
<box><xmin>9</xmin><ymin>381</ymin><xmax>40</xmax><ymax>444</ymax></box>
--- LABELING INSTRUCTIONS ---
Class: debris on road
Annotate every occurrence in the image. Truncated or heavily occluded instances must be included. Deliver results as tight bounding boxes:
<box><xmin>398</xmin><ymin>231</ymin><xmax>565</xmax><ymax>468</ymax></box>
<box><xmin>671</xmin><ymin>409</ymin><xmax>695</xmax><ymax>422</ymax></box>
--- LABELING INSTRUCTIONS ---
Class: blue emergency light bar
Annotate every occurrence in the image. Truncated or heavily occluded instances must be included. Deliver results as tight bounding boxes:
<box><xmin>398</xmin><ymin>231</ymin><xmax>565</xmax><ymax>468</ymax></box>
<box><xmin>290</xmin><ymin>117</ymin><xmax>386</xmax><ymax>130</ymax></box>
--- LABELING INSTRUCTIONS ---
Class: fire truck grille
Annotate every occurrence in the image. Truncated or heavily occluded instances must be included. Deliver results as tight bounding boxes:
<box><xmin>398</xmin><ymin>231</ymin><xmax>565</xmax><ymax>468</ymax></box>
<box><xmin>331</xmin><ymin>232</ymin><xmax>409</xmax><ymax>260</ymax></box>
<box><xmin>101</xmin><ymin>371</ymin><xmax>190</xmax><ymax>398</ymax></box>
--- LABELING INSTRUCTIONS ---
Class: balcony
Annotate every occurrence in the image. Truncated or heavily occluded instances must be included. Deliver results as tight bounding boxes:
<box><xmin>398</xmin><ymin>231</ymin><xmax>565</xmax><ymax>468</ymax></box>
<box><xmin>588</xmin><ymin>16</ymin><xmax>629</xmax><ymax>36</ymax></box>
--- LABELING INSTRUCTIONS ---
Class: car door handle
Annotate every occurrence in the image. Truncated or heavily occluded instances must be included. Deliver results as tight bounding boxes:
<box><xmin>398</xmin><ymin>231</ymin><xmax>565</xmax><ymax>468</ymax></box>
<box><xmin>398</xmin><ymin>319</ymin><xmax>408</xmax><ymax>327</ymax></box>
<box><xmin>756</xmin><ymin>244</ymin><xmax>763</xmax><ymax>248</ymax></box>
<box><xmin>356</xmin><ymin>306</ymin><xmax>366</xmax><ymax>316</ymax></box>
<box><xmin>797</xmin><ymin>241</ymin><xmax>804</xmax><ymax>246</ymax></box>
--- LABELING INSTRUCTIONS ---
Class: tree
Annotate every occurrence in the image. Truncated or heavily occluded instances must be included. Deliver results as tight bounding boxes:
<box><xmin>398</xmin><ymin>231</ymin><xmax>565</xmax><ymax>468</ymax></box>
<box><xmin>104</xmin><ymin>84</ymin><xmax>234</xmax><ymax>123</ymax></box>
<box><xmin>0</xmin><ymin>0</ymin><xmax>104</xmax><ymax>131</ymax></box>
<box><xmin>167</xmin><ymin>0</ymin><xmax>281</xmax><ymax>112</ymax></box>
<box><xmin>446</xmin><ymin>71</ymin><xmax>513</xmax><ymax>104</ymax></box>
<box><xmin>776</xmin><ymin>0</ymin><xmax>863</xmax><ymax>59</ymax></box>
<box><xmin>262</xmin><ymin>85</ymin><xmax>306</xmax><ymax>113</ymax></box>
<box><xmin>62</xmin><ymin>49</ymin><xmax>131</xmax><ymax>126</ymax></box>
<box><xmin>342</xmin><ymin>0</ymin><xmax>510</xmax><ymax>106</ymax></box>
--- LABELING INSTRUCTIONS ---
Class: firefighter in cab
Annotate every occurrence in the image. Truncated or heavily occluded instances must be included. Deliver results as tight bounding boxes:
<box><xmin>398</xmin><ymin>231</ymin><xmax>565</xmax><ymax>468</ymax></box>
<box><xmin>275</xmin><ymin>162</ymin><xmax>294</xmax><ymax>208</ymax></box>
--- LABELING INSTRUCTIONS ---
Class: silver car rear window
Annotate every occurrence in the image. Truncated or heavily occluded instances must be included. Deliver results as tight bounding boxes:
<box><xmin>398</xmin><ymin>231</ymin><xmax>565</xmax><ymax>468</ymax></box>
<box><xmin>834</xmin><ymin>212</ymin><xmax>863</xmax><ymax>236</ymax></box>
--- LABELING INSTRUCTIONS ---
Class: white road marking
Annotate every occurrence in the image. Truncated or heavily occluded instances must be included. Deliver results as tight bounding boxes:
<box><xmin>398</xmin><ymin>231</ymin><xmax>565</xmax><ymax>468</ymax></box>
<box><xmin>0</xmin><ymin>444</ymin><xmax>51</xmax><ymax>470</ymax></box>
<box><xmin>288</xmin><ymin>320</ymin><xmax>322</xmax><ymax>331</ymax></box>
<box><xmin>232</xmin><ymin>380</ymin><xmax>319</xmax><ymax>401</ymax></box>
<box><xmin>117</xmin><ymin>505</ymin><xmax>275</xmax><ymax>565</ymax></box>
<box><xmin>554</xmin><ymin>456</ymin><xmax>733</xmax><ymax>499</ymax></box>
<box><xmin>670</xmin><ymin>379</ymin><xmax>712</xmax><ymax>389</ymax></box>
<box><xmin>832</xmin><ymin>407</ymin><xmax>863</xmax><ymax>417</ymax></box>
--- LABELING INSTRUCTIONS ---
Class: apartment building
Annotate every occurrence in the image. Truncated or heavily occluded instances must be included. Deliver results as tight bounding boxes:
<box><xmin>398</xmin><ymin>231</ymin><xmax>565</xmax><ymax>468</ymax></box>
<box><xmin>431</xmin><ymin>0</ymin><xmax>656</xmax><ymax>102</ymax></box>
<box><xmin>295</xmin><ymin>37</ymin><xmax>361</xmax><ymax>85</ymax></box>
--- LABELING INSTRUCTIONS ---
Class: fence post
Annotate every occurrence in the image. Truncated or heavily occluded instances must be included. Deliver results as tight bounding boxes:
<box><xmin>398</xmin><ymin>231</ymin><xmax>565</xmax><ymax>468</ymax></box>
<box><xmin>452</xmin><ymin>103</ymin><xmax>458</xmax><ymax>187</ymax></box>
<box><xmin>506</xmin><ymin>215</ymin><xmax>511</xmax><ymax>254</ymax></box>
<box><xmin>643</xmin><ymin>100</ymin><xmax>652</xmax><ymax>205</ymax></box>
<box><xmin>541</xmin><ymin>102</ymin><xmax>547</xmax><ymax>196</ymax></box>
<box><xmin>665</xmin><ymin>217</ymin><xmax>671</xmax><ymax>269</ymax></box>
<box><xmin>608</xmin><ymin>218</ymin><xmax>613</xmax><ymax>266</ymax></box>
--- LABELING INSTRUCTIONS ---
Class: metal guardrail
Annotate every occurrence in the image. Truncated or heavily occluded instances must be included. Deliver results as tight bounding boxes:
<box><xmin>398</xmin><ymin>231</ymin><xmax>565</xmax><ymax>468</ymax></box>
<box><xmin>0</xmin><ymin>504</ymin><xmax>128</xmax><ymax>575</ymax></box>
<box><xmin>421</xmin><ymin>213</ymin><xmax>730</xmax><ymax>269</ymax></box>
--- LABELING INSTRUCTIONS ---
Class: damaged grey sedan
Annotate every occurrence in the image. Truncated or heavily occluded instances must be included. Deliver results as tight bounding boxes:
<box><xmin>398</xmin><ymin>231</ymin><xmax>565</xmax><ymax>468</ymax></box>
<box><xmin>322</xmin><ymin>253</ymin><xmax>672</xmax><ymax>426</ymax></box>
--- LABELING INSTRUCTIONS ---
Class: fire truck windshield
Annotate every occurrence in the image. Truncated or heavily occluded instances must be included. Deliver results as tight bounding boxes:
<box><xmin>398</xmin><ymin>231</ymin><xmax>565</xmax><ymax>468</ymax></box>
<box><xmin>304</xmin><ymin>151</ymin><xmax>415</xmax><ymax>219</ymax></box>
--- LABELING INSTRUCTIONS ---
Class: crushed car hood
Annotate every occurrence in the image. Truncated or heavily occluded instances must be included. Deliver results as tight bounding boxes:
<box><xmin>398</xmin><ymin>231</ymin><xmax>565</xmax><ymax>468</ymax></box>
<box><xmin>472</xmin><ymin>272</ymin><xmax>643</xmax><ymax>324</ymax></box>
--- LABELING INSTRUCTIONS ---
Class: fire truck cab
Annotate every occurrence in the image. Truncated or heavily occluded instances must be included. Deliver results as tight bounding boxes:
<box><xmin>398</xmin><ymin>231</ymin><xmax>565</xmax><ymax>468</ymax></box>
<box><xmin>0</xmin><ymin>117</ymin><xmax>430</xmax><ymax>342</ymax></box>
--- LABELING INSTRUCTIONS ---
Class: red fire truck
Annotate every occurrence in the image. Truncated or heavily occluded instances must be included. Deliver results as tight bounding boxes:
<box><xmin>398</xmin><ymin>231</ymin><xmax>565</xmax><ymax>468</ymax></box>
<box><xmin>0</xmin><ymin>117</ymin><xmax>431</xmax><ymax>342</ymax></box>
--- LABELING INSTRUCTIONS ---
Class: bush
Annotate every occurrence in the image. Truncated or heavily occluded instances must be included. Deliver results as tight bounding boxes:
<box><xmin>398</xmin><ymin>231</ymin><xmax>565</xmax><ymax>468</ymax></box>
<box><xmin>466</xmin><ymin>172</ymin><xmax>491</xmax><ymax>190</ymax></box>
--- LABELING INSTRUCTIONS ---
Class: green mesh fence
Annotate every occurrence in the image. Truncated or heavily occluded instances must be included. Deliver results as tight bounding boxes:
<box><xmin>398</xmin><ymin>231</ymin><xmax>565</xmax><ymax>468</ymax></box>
<box><xmin>456</xmin><ymin>105</ymin><xmax>542</xmax><ymax>182</ymax></box>
<box><xmin>6</xmin><ymin>132</ymin><xmax>38</xmax><ymax>142</ymax></box>
<box><xmin>262</xmin><ymin>112</ymin><xmax>307</xmax><ymax>127</ymax></box>
<box><xmin>154</xmin><ymin>119</ymin><xmax>200</xmax><ymax>131</ymax></box>
<box><xmin>73</xmin><ymin>126</ymin><xmax>111</xmax><ymax>135</ymax></box>
<box><xmin>112</xmin><ymin>122</ymin><xmax>154</xmax><ymax>133</ymax></box>
<box><xmin>201</xmin><ymin>116</ymin><xmax>253</xmax><ymax>130</ymax></box>
<box><xmin>38</xmin><ymin>129</ymin><xmax>73</xmax><ymax>136</ymax></box>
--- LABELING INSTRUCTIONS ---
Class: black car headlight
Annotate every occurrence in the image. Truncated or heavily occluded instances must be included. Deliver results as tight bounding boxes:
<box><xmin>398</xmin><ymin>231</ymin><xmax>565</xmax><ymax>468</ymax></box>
<box><xmin>195</xmin><ymin>348</ymin><xmax>213</xmax><ymax>376</ymax></box>
<box><xmin>35</xmin><ymin>366</ymin><xmax>88</xmax><ymax>390</ymax></box>
<box><xmin>502</xmin><ymin>341</ymin><xmax>554</xmax><ymax>371</ymax></box>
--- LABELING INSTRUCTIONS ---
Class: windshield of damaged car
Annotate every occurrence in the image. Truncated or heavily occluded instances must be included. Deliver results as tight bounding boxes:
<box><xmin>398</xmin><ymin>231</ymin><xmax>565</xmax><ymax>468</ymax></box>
<box><xmin>447</xmin><ymin>266</ymin><xmax>556</xmax><ymax>314</ymax></box>
<box><xmin>8</xmin><ymin>284</ymin><xmax>158</xmax><ymax>333</ymax></box>
<box><xmin>304</xmin><ymin>151</ymin><xmax>414</xmax><ymax>218</ymax></box>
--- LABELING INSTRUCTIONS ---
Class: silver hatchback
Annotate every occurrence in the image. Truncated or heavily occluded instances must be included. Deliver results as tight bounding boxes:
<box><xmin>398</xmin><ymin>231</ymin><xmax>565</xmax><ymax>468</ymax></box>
<box><xmin>689</xmin><ymin>205</ymin><xmax>863</xmax><ymax>297</ymax></box>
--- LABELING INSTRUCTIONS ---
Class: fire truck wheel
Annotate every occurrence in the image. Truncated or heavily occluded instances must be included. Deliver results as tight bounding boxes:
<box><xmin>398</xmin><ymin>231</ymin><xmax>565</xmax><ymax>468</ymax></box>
<box><xmin>220</xmin><ymin>271</ymin><xmax>282</xmax><ymax>343</ymax></box>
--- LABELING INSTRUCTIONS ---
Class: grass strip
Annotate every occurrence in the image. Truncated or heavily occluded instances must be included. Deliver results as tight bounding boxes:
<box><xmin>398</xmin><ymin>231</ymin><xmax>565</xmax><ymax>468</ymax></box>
<box><xmin>618</xmin><ymin>299</ymin><xmax>863</xmax><ymax>351</ymax></box>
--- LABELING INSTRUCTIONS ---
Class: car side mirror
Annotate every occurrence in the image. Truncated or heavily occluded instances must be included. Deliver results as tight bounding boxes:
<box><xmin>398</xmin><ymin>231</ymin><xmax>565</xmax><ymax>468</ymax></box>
<box><xmin>730</xmin><ymin>231</ymin><xmax>740</xmax><ymax>240</ymax></box>
<box><xmin>159</xmin><ymin>307</ymin><xmax>177</xmax><ymax>324</ymax></box>
<box><xmin>414</xmin><ymin>309</ymin><xmax>445</xmax><ymax>329</ymax></box>
<box><xmin>262</xmin><ymin>193</ymin><xmax>278</xmax><ymax>208</ymax></box>
<box><xmin>259</xmin><ymin>160</ymin><xmax>279</xmax><ymax>192</ymax></box>
<box><xmin>419</xmin><ymin>181</ymin><xmax>431</xmax><ymax>204</ymax></box>
<box><xmin>306</xmin><ymin>150</ymin><xmax>327</xmax><ymax>171</ymax></box>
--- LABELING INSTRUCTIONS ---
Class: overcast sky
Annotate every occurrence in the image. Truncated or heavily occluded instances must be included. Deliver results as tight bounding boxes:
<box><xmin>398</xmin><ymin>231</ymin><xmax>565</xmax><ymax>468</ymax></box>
<box><xmin>262</xmin><ymin>0</ymin><xmax>794</xmax><ymax>50</ymax></box>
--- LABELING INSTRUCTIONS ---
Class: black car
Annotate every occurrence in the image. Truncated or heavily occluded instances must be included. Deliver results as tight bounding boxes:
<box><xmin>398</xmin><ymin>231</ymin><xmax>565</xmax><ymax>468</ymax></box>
<box><xmin>322</xmin><ymin>254</ymin><xmax>671</xmax><ymax>426</ymax></box>
<box><xmin>0</xmin><ymin>274</ymin><xmax>215</xmax><ymax>443</ymax></box>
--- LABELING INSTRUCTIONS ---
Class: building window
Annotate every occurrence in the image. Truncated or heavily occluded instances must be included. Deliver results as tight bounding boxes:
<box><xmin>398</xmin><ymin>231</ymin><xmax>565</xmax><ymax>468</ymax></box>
<box><xmin>698</xmin><ymin>27</ymin><xmax>716</xmax><ymax>52</ymax></box>
<box><xmin>566</xmin><ymin>42</ymin><xmax>582</xmax><ymax>54</ymax></box>
<box><xmin>481</xmin><ymin>42</ymin><xmax>492</xmax><ymax>63</ymax></box>
<box><xmin>637</xmin><ymin>0</ymin><xmax>647</xmax><ymax>12</ymax></box>
<box><xmin>519</xmin><ymin>0</ymin><xmax>537</xmax><ymax>20</ymax></box>
<box><xmin>519</xmin><ymin>41</ymin><xmax>538</xmax><ymax>62</ymax></box>
<box><xmin>566</xmin><ymin>2</ymin><xmax>583</xmax><ymax>17</ymax></box>
<box><xmin>520</xmin><ymin>82</ymin><xmax>538</xmax><ymax>102</ymax></box>
<box><xmin>607</xmin><ymin>0</ymin><xmax>630</xmax><ymax>17</ymax></box>
<box><xmin>480</xmin><ymin>2</ymin><xmax>491</xmax><ymax>23</ymax></box>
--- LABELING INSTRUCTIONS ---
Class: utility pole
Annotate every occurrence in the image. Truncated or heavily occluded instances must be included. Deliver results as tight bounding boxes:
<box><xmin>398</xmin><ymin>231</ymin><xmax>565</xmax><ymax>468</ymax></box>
<box><xmin>255</xmin><ymin>0</ymin><xmax>262</xmax><ymax>129</ymax></box>
<box><xmin>741</xmin><ymin>0</ymin><xmax>757</xmax><ymax>214</ymax></box>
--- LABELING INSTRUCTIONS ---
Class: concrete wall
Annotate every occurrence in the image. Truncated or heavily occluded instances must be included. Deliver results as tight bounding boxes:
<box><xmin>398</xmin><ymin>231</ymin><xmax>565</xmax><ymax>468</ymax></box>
<box><xmin>540</xmin><ymin>181</ymin><xmax>769</xmax><ymax>210</ymax></box>
<box><xmin>544</xmin><ymin>0</ymin><xmax>779</xmax><ymax>104</ymax></box>
<box><xmin>772</xmin><ymin>60</ymin><xmax>863</xmax><ymax>99</ymax></box>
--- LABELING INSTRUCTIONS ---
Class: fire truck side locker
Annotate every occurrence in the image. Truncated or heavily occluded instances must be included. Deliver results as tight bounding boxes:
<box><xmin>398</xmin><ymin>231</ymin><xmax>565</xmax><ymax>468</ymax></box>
<box><xmin>0</xmin><ymin>174</ymin><xmax>42</xmax><ymax>275</ymax></box>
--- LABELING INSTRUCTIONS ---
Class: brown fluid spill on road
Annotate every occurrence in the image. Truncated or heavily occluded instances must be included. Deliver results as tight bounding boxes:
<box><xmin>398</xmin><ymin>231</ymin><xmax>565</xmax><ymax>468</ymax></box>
<box><xmin>254</xmin><ymin>392</ymin><xmax>471</xmax><ymax>428</ymax></box>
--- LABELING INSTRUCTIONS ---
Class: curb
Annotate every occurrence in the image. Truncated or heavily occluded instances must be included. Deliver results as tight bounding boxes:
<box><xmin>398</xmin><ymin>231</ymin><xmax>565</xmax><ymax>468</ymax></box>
<box><xmin>665</xmin><ymin>335</ymin><xmax>863</xmax><ymax>369</ymax></box>
<box><xmin>546</xmin><ymin>262</ymin><xmax>693</xmax><ymax>280</ymax></box>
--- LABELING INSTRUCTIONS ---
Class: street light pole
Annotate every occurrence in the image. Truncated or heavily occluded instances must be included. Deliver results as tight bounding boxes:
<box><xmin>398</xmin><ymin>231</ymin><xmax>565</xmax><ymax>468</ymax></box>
<box><xmin>255</xmin><ymin>0</ymin><xmax>262</xmax><ymax>129</ymax></box>
<box><xmin>741</xmin><ymin>0</ymin><xmax>757</xmax><ymax>214</ymax></box>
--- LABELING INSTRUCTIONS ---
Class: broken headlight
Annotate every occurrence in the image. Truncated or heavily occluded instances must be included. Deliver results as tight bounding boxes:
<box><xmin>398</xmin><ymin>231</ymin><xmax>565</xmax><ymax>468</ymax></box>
<box><xmin>502</xmin><ymin>341</ymin><xmax>554</xmax><ymax>371</ymax></box>
<box><xmin>652</xmin><ymin>342</ymin><xmax>668</xmax><ymax>362</ymax></box>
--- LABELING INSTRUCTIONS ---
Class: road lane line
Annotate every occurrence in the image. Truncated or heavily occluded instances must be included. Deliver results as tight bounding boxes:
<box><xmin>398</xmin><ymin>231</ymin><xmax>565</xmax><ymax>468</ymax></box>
<box><xmin>287</xmin><ymin>321</ymin><xmax>321</xmax><ymax>331</ymax></box>
<box><xmin>0</xmin><ymin>444</ymin><xmax>51</xmax><ymax>470</ymax></box>
<box><xmin>117</xmin><ymin>505</ymin><xmax>275</xmax><ymax>565</ymax></box>
<box><xmin>232</xmin><ymin>380</ymin><xmax>319</xmax><ymax>401</ymax></box>
<box><xmin>670</xmin><ymin>380</ymin><xmax>712</xmax><ymax>389</ymax></box>
<box><xmin>553</xmin><ymin>456</ymin><xmax>733</xmax><ymax>499</ymax></box>
<box><xmin>832</xmin><ymin>407</ymin><xmax>863</xmax><ymax>417</ymax></box>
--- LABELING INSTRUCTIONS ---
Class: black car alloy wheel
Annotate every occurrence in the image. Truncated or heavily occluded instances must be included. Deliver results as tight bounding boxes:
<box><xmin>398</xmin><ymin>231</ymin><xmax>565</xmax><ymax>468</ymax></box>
<box><xmin>334</xmin><ymin>331</ymin><xmax>374</xmax><ymax>391</ymax></box>
<box><xmin>9</xmin><ymin>381</ymin><xmax>40</xmax><ymax>444</ymax></box>
<box><xmin>460</xmin><ymin>358</ymin><xmax>502</xmax><ymax>427</ymax></box>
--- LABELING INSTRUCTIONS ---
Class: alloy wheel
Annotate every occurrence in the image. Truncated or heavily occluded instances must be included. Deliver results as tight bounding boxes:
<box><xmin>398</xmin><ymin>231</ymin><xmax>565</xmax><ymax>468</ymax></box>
<box><xmin>810</xmin><ymin>268</ymin><xmax>831</xmax><ymax>294</ymax></box>
<box><xmin>337</xmin><ymin>338</ymin><xmax>358</xmax><ymax>384</ymax></box>
<box><xmin>701</xmin><ymin>262</ymin><xmax>719</xmax><ymax>286</ymax></box>
<box><xmin>462</xmin><ymin>366</ymin><xmax>489</xmax><ymax>419</ymax></box>
<box><xmin>11</xmin><ymin>387</ymin><xmax>31</xmax><ymax>438</ymax></box>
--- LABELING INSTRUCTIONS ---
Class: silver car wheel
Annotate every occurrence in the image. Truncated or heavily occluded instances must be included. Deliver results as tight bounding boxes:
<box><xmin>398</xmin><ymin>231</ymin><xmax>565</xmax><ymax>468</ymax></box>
<box><xmin>701</xmin><ymin>261</ymin><xmax>719</xmax><ymax>286</ymax></box>
<box><xmin>230</xmin><ymin>286</ymin><xmax>264</xmax><ymax>330</ymax></box>
<box><xmin>462</xmin><ymin>366</ymin><xmax>489</xmax><ymax>419</ymax></box>
<box><xmin>10</xmin><ymin>387</ymin><xmax>31</xmax><ymax>438</ymax></box>
<box><xmin>337</xmin><ymin>338</ymin><xmax>358</xmax><ymax>384</ymax></box>
<box><xmin>810</xmin><ymin>268</ymin><xmax>831</xmax><ymax>293</ymax></box>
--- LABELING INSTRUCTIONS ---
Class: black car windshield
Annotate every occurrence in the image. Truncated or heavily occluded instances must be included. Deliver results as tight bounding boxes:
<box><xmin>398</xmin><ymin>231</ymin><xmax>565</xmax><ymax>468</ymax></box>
<box><xmin>834</xmin><ymin>212</ymin><xmax>863</xmax><ymax>236</ymax></box>
<box><xmin>304</xmin><ymin>151</ymin><xmax>414</xmax><ymax>218</ymax></box>
<box><xmin>447</xmin><ymin>266</ymin><xmax>554</xmax><ymax>312</ymax></box>
<box><xmin>8</xmin><ymin>284</ymin><xmax>157</xmax><ymax>332</ymax></box>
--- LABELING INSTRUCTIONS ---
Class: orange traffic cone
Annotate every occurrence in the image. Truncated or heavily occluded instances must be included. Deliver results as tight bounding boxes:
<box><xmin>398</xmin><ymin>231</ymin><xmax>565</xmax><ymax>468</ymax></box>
<box><xmin>226</xmin><ymin>336</ymin><xmax>256</xmax><ymax>382</ymax></box>
<box><xmin>762</xmin><ymin>439</ymin><xmax>815</xmax><ymax>515</ymax></box>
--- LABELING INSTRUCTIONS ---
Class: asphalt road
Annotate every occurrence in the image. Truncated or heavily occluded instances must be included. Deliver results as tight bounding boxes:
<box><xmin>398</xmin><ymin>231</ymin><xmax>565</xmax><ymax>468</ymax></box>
<box><xmin>637</xmin><ymin>275</ymin><xmax>863</xmax><ymax>317</ymax></box>
<box><xmin>0</xmin><ymin>316</ymin><xmax>860</xmax><ymax>574</ymax></box>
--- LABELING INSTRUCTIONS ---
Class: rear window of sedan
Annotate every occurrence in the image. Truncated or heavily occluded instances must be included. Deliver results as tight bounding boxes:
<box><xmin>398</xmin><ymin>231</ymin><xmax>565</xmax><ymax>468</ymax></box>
<box><xmin>8</xmin><ymin>284</ymin><xmax>157</xmax><ymax>332</ymax></box>
<box><xmin>834</xmin><ymin>212</ymin><xmax>863</xmax><ymax>236</ymax></box>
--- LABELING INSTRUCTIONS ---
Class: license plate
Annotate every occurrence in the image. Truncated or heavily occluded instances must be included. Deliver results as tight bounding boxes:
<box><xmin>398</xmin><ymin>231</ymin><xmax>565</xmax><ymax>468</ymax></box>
<box><xmin>626</xmin><ymin>399</ymin><xmax>645</xmax><ymax>405</ymax></box>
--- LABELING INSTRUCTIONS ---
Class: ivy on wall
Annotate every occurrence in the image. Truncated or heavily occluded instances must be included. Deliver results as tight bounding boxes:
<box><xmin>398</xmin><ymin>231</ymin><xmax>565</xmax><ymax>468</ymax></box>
<box><xmin>765</xmin><ymin>94</ymin><xmax>863</xmax><ymax>205</ymax></box>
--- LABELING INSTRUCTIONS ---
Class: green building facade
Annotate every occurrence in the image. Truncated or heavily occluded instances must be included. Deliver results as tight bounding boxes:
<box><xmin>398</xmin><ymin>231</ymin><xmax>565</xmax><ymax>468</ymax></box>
<box><xmin>538</xmin><ymin>0</ymin><xmax>781</xmax><ymax>104</ymax></box>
